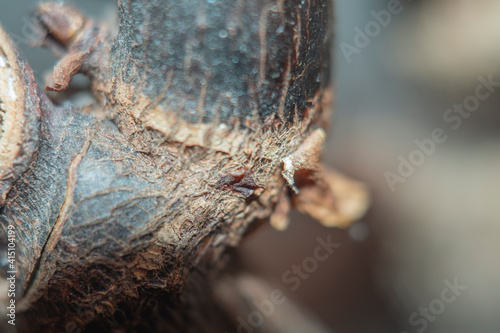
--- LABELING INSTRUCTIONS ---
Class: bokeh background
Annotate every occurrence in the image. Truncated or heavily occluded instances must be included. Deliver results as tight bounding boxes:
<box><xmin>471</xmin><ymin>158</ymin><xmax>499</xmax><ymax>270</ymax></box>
<box><xmin>1</xmin><ymin>0</ymin><xmax>499</xmax><ymax>332</ymax></box>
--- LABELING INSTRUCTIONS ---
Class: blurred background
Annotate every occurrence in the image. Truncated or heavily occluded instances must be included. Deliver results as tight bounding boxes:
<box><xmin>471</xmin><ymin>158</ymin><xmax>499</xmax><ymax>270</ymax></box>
<box><xmin>1</xmin><ymin>0</ymin><xmax>499</xmax><ymax>332</ymax></box>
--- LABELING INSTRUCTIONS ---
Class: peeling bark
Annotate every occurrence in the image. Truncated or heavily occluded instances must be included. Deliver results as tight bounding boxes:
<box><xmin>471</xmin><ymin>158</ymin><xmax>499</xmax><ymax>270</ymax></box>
<box><xmin>0</xmin><ymin>27</ymin><xmax>41</xmax><ymax>206</ymax></box>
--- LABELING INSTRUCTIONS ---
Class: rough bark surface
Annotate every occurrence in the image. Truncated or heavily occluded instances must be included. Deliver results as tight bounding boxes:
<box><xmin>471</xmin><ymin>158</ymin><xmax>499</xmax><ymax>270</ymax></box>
<box><xmin>0</xmin><ymin>1</ymin><xmax>368</xmax><ymax>332</ymax></box>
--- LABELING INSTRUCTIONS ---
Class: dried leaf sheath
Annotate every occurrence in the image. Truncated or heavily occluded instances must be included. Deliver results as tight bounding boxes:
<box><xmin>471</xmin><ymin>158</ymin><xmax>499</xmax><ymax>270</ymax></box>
<box><xmin>0</xmin><ymin>27</ymin><xmax>41</xmax><ymax>206</ymax></box>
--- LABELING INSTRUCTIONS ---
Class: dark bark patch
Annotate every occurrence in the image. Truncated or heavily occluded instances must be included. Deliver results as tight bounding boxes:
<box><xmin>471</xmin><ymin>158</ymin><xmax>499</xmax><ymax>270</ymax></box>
<box><xmin>216</xmin><ymin>167</ymin><xmax>264</xmax><ymax>197</ymax></box>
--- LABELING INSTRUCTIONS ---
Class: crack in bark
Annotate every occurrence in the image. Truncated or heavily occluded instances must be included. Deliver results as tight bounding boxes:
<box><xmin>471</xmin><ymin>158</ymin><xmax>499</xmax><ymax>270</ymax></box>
<box><xmin>19</xmin><ymin>135</ymin><xmax>92</xmax><ymax>310</ymax></box>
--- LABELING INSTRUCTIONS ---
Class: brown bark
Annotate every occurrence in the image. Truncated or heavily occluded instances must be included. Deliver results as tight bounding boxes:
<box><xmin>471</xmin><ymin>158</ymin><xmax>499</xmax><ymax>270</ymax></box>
<box><xmin>0</xmin><ymin>1</ymin><xmax>368</xmax><ymax>332</ymax></box>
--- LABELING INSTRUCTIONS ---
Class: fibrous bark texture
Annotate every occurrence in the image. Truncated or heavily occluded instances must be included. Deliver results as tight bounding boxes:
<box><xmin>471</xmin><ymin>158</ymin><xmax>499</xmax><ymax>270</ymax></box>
<box><xmin>0</xmin><ymin>1</ymin><xmax>368</xmax><ymax>332</ymax></box>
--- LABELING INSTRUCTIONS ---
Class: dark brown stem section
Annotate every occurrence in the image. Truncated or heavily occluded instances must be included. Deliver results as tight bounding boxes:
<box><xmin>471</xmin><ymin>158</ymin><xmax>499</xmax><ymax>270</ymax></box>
<box><xmin>101</xmin><ymin>0</ymin><xmax>331</xmax><ymax>125</ymax></box>
<box><xmin>0</xmin><ymin>0</ymin><xmax>334</xmax><ymax>332</ymax></box>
